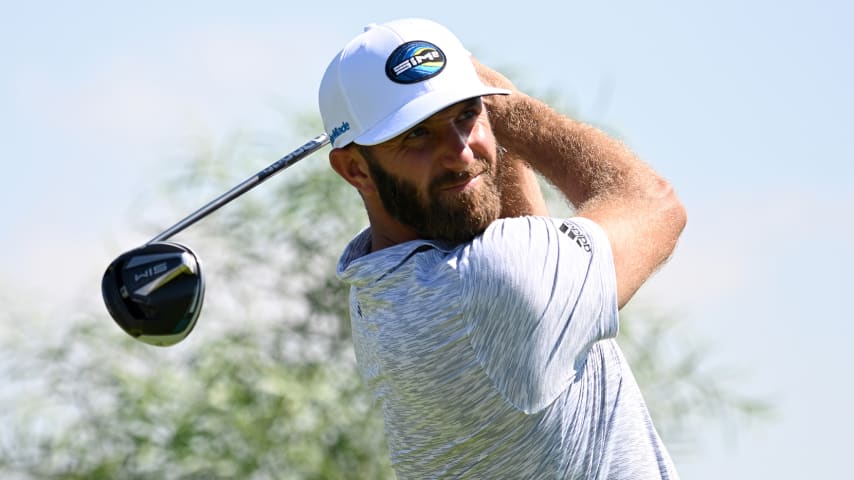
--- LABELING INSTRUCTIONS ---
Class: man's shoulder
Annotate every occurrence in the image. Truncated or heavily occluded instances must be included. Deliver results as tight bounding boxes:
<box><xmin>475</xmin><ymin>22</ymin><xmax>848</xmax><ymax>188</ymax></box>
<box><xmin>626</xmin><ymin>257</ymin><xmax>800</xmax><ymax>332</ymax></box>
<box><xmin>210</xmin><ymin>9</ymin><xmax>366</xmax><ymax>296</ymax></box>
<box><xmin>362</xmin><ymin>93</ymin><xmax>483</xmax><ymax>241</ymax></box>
<box><xmin>459</xmin><ymin>215</ymin><xmax>615</xmax><ymax>316</ymax></box>
<box><xmin>337</xmin><ymin>228</ymin><xmax>461</xmax><ymax>287</ymax></box>
<box><xmin>468</xmin><ymin>215</ymin><xmax>605</xmax><ymax>262</ymax></box>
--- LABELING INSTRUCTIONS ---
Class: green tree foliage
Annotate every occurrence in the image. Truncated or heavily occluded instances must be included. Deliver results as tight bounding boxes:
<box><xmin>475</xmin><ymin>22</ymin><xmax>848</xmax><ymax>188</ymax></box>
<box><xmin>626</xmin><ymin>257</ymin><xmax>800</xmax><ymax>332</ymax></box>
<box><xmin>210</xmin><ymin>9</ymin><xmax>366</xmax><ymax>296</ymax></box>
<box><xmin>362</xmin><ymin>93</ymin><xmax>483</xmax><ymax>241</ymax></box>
<box><xmin>0</xmin><ymin>113</ymin><xmax>769</xmax><ymax>478</ymax></box>
<box><xmin>1</xmin><ymin>322</ymin><xmax>390</xmax><ymax>479</ymax></box>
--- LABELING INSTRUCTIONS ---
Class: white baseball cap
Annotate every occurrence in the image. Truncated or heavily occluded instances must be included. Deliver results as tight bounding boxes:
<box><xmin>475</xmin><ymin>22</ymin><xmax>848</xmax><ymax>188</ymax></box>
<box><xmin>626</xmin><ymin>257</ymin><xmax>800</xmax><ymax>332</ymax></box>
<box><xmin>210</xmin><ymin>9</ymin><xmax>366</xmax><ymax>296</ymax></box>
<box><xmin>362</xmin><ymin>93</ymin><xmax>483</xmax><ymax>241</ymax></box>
<box><xmin>318</xmin><ymin>18</ymin><xmax>510</xmax><ymax>148</ymax></box>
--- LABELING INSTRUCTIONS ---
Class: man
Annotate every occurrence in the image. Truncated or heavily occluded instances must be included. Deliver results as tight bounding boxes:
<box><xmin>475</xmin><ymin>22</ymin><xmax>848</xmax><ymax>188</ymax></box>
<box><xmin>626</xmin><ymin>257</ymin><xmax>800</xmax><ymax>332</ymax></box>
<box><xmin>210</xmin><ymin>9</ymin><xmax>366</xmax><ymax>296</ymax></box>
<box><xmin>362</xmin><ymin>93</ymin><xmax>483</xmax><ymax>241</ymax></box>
<box><xmin>319</xmin><ymin>18</ymin><xmax>686</xmax><ymax>479</ymax></box>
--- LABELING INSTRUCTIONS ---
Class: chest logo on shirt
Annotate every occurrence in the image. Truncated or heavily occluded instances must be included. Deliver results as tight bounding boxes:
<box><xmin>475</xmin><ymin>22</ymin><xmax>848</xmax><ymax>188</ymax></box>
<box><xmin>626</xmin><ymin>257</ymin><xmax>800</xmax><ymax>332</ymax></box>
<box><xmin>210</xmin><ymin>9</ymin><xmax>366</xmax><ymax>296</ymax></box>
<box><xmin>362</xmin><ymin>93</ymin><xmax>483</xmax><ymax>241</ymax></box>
<box><xmin>559</xmin><ymin>221</ymin><xmax>591</xmax><ymax>252</ymax></box>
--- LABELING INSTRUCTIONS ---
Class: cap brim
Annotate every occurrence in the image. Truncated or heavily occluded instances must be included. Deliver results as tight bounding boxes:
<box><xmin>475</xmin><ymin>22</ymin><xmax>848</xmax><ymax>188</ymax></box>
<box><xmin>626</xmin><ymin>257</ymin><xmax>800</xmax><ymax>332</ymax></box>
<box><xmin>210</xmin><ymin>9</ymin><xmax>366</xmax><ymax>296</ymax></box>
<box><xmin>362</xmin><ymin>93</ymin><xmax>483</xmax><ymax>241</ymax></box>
<box><xmin>354</xmin><ymin>86</ymin><xmax>510</xmax><ymax>146</ymax></box>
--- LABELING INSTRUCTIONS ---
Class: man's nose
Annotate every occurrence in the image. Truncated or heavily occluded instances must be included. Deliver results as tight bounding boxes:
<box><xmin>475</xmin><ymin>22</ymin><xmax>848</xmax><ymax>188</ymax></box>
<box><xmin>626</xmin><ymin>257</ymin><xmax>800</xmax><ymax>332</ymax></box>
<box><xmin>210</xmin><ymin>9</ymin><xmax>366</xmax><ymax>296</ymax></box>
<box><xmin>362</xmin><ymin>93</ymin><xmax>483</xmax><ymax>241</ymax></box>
<box><xmin>435</xmin><ymin>123</ymin><xmax>476</xmax><ymax>171</ymax></box>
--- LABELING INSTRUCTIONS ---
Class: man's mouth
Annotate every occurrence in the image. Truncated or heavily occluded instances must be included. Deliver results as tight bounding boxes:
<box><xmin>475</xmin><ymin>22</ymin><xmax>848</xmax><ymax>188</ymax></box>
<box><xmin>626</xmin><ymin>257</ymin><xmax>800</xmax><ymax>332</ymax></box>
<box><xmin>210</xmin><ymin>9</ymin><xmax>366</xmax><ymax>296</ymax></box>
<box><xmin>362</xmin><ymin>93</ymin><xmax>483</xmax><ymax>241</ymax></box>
<box><xmin>434</xmin><ymin>167</ymin><xmax>486</xmax><ymax>194</ymax></box>
<box><xmin>440</xmin><ymin>173</ymin><xmax>481</xmax><ymax>192</ymax></box>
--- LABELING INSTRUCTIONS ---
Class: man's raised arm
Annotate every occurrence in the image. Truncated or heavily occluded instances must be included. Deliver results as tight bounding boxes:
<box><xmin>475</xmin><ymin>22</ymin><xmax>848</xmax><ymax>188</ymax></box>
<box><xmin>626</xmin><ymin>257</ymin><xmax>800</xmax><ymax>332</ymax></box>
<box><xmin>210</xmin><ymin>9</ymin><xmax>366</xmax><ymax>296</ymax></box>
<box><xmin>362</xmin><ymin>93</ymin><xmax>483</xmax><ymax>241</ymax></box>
<box><xmin>476</xmin><ymin>59</ymin><xmax>687</xmax><ymax>308</ymax></box>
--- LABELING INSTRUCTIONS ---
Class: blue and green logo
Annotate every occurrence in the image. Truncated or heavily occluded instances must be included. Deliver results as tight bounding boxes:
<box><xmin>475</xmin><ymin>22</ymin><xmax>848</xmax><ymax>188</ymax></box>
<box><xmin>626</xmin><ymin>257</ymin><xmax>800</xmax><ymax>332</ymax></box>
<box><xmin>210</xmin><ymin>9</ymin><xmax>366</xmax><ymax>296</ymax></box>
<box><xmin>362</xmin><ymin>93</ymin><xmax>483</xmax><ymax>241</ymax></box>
<box><xmin>385</xmin><ymin>41</ymin><xmax>446</xmax><ymax>84</ymax></box>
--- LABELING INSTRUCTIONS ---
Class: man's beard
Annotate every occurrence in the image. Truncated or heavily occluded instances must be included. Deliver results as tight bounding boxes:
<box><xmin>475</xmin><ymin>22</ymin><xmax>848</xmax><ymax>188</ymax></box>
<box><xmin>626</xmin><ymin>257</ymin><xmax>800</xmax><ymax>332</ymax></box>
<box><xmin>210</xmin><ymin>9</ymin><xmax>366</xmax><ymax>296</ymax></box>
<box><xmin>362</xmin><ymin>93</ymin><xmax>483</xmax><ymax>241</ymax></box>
<box><xmin>361</xmin><ymin>147</ymin><xmax>503</xmax><ymax>244</ymax></box>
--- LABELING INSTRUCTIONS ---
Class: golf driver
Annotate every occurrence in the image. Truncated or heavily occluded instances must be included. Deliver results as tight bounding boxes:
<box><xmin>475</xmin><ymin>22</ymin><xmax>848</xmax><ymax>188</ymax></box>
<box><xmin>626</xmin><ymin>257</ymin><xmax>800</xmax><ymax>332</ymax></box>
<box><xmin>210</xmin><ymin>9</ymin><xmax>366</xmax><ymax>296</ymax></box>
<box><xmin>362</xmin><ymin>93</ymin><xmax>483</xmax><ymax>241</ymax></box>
<box><xmin>102</xmin><ymin>133</ymin><xmax>330</xmax><ymax>346</ymax></box>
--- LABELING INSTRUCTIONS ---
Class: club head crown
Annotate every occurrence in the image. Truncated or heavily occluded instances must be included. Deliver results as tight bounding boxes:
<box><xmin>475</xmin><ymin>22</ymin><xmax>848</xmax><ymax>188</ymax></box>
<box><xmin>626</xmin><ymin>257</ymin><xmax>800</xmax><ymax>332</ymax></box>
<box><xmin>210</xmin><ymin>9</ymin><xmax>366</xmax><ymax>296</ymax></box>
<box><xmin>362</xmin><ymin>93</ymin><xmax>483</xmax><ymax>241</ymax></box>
<box><xmin>102</xmin><ymin>242</ymin><xmax>204</xmax><ymax>347</ymax></box>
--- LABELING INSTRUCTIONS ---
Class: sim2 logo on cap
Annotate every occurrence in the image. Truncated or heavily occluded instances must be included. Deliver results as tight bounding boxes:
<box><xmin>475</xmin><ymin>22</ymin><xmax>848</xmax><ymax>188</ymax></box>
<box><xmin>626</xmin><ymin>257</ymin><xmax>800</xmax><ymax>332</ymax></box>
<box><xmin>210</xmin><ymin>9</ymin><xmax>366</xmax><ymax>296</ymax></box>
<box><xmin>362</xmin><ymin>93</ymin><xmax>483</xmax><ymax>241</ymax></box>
<box><xmin>385</xmin><ymin>41</ymin><xmax>446</xmax><ymax>84</ymax></box>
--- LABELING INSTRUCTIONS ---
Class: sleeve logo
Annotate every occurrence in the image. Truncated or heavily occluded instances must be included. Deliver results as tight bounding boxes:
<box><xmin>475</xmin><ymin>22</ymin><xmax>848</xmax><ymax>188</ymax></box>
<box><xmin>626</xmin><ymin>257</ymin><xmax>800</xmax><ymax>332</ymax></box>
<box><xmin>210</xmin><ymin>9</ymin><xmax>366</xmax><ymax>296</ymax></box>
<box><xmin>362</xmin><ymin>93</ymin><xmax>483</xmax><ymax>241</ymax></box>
<box><xmin>559</xmin><ymin>221</ymin><xmax>592</xmax><ymax>252</ymax></box>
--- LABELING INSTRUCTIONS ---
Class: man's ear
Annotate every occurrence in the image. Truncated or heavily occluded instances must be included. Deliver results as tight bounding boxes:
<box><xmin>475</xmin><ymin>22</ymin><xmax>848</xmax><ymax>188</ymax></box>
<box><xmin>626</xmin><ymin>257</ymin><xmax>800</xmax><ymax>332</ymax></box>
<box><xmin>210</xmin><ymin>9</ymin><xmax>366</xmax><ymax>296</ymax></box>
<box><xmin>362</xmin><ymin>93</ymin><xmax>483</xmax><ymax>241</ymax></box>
<box><xmin>329</xmin><ymin>147</ymin><xmax>375</xmax><ymax>194</ymax></box>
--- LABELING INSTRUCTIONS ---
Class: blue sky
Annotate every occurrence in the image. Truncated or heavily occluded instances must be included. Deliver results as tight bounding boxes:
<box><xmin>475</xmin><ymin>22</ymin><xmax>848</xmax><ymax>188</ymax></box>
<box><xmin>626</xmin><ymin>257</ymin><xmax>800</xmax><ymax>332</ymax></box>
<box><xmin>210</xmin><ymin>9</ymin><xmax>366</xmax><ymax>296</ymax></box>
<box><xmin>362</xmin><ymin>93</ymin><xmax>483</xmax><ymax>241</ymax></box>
<box><xmin>2</xmin><ymin>1</ymin><xmax>852</xmax><ymax>477</ymax></box>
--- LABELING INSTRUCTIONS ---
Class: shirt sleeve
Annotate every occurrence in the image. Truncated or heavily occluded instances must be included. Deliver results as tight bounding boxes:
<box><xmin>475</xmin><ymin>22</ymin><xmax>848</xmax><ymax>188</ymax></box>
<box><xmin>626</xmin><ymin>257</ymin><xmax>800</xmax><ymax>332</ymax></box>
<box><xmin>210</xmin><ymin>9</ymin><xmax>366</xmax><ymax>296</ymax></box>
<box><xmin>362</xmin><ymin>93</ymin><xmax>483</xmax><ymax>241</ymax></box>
<box><xmin>458</xmin><ymin>216</ymin><xmax>619</xmax><ymax>414</ymax></box>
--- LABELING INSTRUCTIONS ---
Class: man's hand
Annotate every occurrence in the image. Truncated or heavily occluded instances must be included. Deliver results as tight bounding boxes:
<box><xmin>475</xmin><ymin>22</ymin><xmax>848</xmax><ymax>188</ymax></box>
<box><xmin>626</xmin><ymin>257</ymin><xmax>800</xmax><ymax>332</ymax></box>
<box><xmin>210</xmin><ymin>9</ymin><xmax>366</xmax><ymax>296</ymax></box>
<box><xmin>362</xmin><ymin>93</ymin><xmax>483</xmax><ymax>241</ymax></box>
<box><xmin>473</xmin><ymin>57</ymin><xmax>517</xmax><ymax>92</ymax></box>
<box><xmin>473</xmin><ymin>58</ymin><xmax>549</xmax><ymax>218</ymax></box>
<box><xmin>472</xmin><ymin>58</ymin><xmax>687</xmax><ymax>309</ymax></box>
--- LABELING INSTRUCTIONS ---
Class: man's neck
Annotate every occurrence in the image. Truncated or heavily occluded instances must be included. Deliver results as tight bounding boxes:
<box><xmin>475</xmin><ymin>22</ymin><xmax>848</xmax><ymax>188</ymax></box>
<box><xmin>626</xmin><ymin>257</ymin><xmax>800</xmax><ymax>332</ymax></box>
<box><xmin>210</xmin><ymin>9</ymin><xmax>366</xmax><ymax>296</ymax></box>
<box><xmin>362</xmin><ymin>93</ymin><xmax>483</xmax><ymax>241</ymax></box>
<box><xmin>366</xmin><ymin>209</ymin><xmax>420</xmax><ymax>253</ymax></box>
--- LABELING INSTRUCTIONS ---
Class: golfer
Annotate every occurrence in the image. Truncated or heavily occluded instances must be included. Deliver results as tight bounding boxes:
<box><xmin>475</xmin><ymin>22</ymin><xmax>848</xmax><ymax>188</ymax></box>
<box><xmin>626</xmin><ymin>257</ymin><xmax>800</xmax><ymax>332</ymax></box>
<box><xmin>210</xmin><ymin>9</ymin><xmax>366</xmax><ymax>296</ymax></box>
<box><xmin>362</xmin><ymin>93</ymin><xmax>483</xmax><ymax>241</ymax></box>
<box><xmin>319</xmin><ymin>18</ymin><xmax>686</xmax><ymax>479</ymax></box>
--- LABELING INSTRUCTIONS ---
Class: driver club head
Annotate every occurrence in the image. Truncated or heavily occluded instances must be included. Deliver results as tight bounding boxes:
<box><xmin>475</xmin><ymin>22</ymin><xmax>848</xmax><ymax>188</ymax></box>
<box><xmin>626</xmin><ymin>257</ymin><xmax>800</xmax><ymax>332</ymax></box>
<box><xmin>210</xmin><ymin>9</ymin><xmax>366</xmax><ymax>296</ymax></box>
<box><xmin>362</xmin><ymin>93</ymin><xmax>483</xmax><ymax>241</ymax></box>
<box><xmin>101</xmin><ymin>241</ymin><xmax>204</xmax><ymax>347</ymax></box>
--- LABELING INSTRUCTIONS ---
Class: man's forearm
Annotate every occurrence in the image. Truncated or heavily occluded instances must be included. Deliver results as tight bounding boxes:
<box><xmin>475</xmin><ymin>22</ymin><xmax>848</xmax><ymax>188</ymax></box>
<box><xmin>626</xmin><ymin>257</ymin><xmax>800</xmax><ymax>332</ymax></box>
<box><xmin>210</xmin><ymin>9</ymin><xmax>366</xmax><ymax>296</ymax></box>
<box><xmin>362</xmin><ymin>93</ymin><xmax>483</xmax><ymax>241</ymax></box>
<box><xmin>489</xmin><ymin>93</ymin><xmax>653</xmax><ymax>211</ymax></box>
<box><xmin>482</xmin><ymin>69</ymin><xmax>686</xmax><ymax>307</ymax></box>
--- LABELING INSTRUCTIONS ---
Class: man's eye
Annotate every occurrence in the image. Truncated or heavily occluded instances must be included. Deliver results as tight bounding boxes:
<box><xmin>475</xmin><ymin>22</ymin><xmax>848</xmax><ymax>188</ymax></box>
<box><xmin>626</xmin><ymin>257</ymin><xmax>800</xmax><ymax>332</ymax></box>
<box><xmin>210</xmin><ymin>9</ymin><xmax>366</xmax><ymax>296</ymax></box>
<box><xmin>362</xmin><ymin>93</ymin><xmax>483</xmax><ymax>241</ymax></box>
<box><xmin>459</xmin><ymin>109</ymin><xmax>478</xmax><ymax>121</ymax></box>
<box><xmin>406</xmin><ymin>127</ymin><xmax>428</xmax><ymax>139</ymax></box>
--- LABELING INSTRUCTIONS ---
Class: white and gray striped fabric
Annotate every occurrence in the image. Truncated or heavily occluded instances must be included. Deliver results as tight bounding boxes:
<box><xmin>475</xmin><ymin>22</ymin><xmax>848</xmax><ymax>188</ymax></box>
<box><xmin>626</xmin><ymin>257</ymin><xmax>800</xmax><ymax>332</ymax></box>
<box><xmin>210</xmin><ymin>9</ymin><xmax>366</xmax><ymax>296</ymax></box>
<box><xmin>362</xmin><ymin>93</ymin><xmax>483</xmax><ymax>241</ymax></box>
<box><xmin>337</xmin><ymin>216</ymin><xmax>678</xmax><ymax>479</ymax></box>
